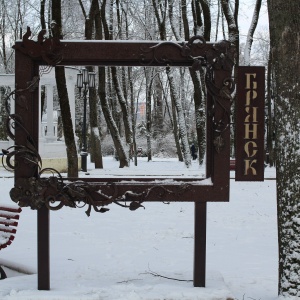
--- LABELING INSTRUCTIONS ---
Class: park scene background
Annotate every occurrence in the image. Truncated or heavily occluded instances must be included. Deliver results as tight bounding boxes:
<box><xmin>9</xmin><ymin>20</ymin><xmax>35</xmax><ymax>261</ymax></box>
<box><xmin>1</xmin><ymin>0</ymin><xmax>300</xmax><ymax>298</ymax></box>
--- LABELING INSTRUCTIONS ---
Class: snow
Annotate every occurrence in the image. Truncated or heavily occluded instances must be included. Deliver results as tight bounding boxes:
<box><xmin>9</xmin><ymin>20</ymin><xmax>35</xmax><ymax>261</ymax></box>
<box><xmin>0</xmin><ymin>158</ymin><xmax>280</xmax><ymax>299</ymax></box>
<box><xmin>79</xmin><ymin>157</ymin><xmax>205</xmax><ymax>178</ymax></box>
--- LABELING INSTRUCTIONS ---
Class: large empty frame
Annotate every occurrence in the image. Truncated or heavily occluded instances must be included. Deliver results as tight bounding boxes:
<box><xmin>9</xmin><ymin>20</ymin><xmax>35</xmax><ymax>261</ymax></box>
<box><xmin>4</xmin><ymin>28</ymin><xmax>235</xmax><ymax>290</ymax></box>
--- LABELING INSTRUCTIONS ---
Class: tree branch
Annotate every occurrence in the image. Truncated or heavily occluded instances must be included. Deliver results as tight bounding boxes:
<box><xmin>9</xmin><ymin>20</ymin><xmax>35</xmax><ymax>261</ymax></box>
<box><xmin>141</xmin><ymin>267</ymin><xmax>193</xmax><ymax>282</ymax></box>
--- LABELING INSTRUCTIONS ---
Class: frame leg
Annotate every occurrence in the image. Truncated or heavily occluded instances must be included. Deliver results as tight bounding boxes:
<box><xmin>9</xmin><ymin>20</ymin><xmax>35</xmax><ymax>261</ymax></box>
<box><xmin>193</xmin><ymin>201</ymin><xmax>207</xmax><ymax>287</ymax></box>
<box><xmin>38</xmin><ymin>205</ymin><xmax>50</xmax><ymax>290</ymax></box>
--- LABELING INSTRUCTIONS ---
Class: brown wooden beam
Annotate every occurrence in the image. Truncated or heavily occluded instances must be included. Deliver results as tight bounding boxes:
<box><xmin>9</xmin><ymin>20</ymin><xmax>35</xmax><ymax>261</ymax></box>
<box><xmin>14</xmin><ymin>40</ymin><xmax>212</xmax><ymax>67</ymax></box>
<box><xmin>194</xmin><ymin>201</ymin><xmax>207</xmax><ymax>287</ymax></box>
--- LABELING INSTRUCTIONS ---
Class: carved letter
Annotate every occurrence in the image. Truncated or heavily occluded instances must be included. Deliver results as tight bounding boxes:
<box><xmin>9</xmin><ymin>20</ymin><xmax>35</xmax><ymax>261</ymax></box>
<box><xmin>245</xmin><ymin>73</ymin><xmax>257</xmax><ymax>89</ymax></box>
<box><xmin>245</xmin><ymin>124</ymin><xmax>258</xmax><ymax>139</ymax></box>
<box><xmin>244</xmin><ymin>141</ymin><xmax>258</xmax><ymax>157</ymax></box>
<box><xmin>244</xmin><ymin>159</ymin><xmax>257</xmax><ymax>175</ymax></box>
<box><xmin>245</xmin><ymin>107</ymin><xmax>258</xmax><ymax>123</ymax></box>
<box><xmin>246</xmin><ymin>90</ymin><xmax>258</xmax><ymax>106</ymax></box>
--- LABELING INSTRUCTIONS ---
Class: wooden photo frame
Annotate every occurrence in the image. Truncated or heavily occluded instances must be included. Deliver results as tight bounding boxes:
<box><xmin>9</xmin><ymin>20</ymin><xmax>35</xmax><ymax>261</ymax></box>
<box><xmin>3</xmin><ymin>28</ymin><xmax>234</xmax><ymax>290</ymax></box>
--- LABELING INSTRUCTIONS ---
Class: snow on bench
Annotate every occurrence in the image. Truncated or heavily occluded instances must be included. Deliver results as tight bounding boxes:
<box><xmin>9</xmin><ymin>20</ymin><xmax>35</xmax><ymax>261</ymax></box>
<box><xmin>0</xmin><ymin>206</ymin><xmax>22</xmax><ymax>250</ymax></box>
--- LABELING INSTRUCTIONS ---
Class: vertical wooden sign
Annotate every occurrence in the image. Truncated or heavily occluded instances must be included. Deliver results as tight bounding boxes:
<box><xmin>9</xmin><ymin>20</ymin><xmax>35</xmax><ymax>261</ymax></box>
<box><xmin>236</xmin><ymin>66</ymin><xmax>265</xmax><ymax>181</ymax></box>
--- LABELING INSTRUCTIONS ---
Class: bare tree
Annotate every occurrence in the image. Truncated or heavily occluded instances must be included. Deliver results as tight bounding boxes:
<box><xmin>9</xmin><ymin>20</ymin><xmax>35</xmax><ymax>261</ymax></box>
<box><xmin>111</xmin><ymin>67</ymin><xmax>132</xmax><ymax>147</ymax></box>
<box><xmin>220</xmin><ymin>0</ymin><xmax>239</xmax><ymax>63</ymax></box>
<box><xmin>268</xmin><ymin>0</ymin><xmax>300</xmax><ymax>296</ymax></box>
<box><xmin>0</xmin><ymin>0</ymin><xmax>8</xmax><ymax>73</ymax></box>
<box><xmin>153</xmin><ymin>0</ymin><xmax>191</xmax><ymax>166</ymax></box>
<box><xmin>78</xmin><ymin>0</ymin><xmax>103</xmax><ymax>169</ymax></box>
<box><xmin>167</xmin><ymin>67</ymin><xmax>191</xmax><ymax>167</ymax></box>
<box><xmin>145</xmin><ymin>67</ymin><xmax>154</xmax><ymax>161</ymax></box>
<box><xmin>97</xmin><ymin>0</ymin><xmax>129</xmax><ymax>167</ymax></box>
<box><xmin>243</xmin><ymin>0</ymin><xmax>262</xmax><ymax>65</ymax></box>
<box><xmin>51</xmin><ymin>0</ymin><xmax>78</xmax><ymax>177</ymax></box>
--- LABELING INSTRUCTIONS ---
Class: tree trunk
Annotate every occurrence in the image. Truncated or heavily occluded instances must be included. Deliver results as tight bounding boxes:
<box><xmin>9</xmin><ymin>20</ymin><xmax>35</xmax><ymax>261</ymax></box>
<box><xmin>181</xmin><ymin>0</ymin><xmax>208</xmax><ymax>165</ymax></box>
<box><xmin>266</xmin><ymin>49</ymin><xmax>274</xmax><ymax>166</ymax></box>
<box><xmin>181</xmin><ymin>0</ymin><xmax>190</xmax><ymax>39</ymax></box>
<box><xmin>243</xmin><ymin>0</ymin><xmax>262</xmax><ymax>65</ymax></box>
<box><xmin>97</xmin><ymin>0</ymin><xmax>129</xmax><ymax>168</ymax></box>
<box><xmin>52</xmin><ymin>0</ymin><xmax>78</xmax><ymax>177</ymax></box>
<box><xmin>220</xmin><ymin>0</ymin><xmax>239</xmax><ymax>159</ymax></box>
<box><xmin>0</xmin><ymin>0</ymin><xmax>8</xmax><ymax>73</ymax></box>
<box><xmin>145</xmin><ymin>68</ymin><xmax>153</xmax><ymax>162</ymax></box>
<box><xmin>98</xmin><ymin>67</ymin><xmax>129</xmax><ymax>168</ymax></box>
<box><xmin>167</xmin><ymin>67</ymin><xmax>191</xmax><ymax>167</ymax></box>
<box><xmin>191</xmin><ymin>0</ymin><xmax>203</xmax><ymax>36</ymax></box>
<box><xmin>153</xmin><ymin>73</ymin><xmax>164</xmax><ymax>138</ymax></box>
<box><xmin>128</xmin><ymin>67</ymin><xmax>138</xmax><ymax>166</ymax></box>
<box><xmin>189</xmin><ymin>69</ymin><xmax>206</xmax><ymax>164</ymax></box>
<box><xmin>220</xmin><ymin>0</ymin><xmax>239</xmax><ymax>64</ymax></box>
<box><xmin>111</xmin><ymin>66</ymin><xmax>132</xmax><ymax>145</ymax></box>
<box><xmin>88</xmin><ymin>83</ymin><xmax>103</xmax><ymax>168</ymax></box>
<box><xmin>170</xmin><ymin>88</ymin><xmax>184</xmax><ymax>162</ymax></box>
<box><xmin>160</xmin><ymin>77</ymin><xmax>183</xmax><ymax>162</ymax></box>
<box><xmin>81</xmin><ymin>1</ymin><xmax>103</xmax><ymax>169</ymax></box>
<box><xmin>107</xmin><ymin>68</ymin><xmax>120</xmax><ymax>135</ymax></box>
<box><xmin>151</xmin><ymin>0</ymin><xmax>167</xmax><ymax>40</ymax></box>
<box><xmin>41</xmin><ymin>0</ymin><xmax>46</xmax><ymax>30</ymax></box>
<box><xmin>199</xmin><ymin>0</ymin><xmax>211</xmax><ymax>40</ymax></box>
<box><xmin>268</xmin><ymin>0</ymin><xmax>300</xmax><ymax>296</ymax></box>
<box><xmin>168</xmin><ymin>0</ymin><xmax>180</xmax><ymax>40</ymax></box>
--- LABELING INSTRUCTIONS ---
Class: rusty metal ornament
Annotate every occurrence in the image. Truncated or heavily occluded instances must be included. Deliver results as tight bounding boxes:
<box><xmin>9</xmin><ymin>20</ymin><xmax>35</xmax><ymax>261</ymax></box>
<box><xmin>13</xmin><ymin>27</ymin><xmax>63</xmax><ymax>67</ymax></box>
<box><xmin>9</xmin><ymin>171</ymin><xmax>193</xmax><ymax>216</ymax></box>
<box><xmin>140</xmin><ymin>35</ymin><xmax>206</xmax><ymax>66</ymax></box>
<box><xmin>2</xmin><ymin>77</ymin><xmax>184</xmax><ymax>215</ymax></box>
<box><xmin>205</xmin><ymin>40</ymin><xmax>235</xmax><ymax>71</ymax></box>
<box><xmin>205</xmin><ymin>44</ymin><xmax>235</xmax><ymax>152</ymax></box>
<box><xmin>2</xmin><ymin>79</ymin><xmax>42</xmax><ymax>173</ymax></box>
<box><xmin>213</xmin><ymin>135</ymin><xmax>225</xmax><ymax>153</ymax></box>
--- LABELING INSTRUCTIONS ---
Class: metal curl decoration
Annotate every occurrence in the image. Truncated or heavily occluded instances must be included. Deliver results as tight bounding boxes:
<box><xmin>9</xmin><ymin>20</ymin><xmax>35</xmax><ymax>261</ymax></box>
<box><xmin>8</xmin><ymin>167</ymin><xmax>195</xmax><ymax>216</ymax></box>
<box><xmin>204</xmin><ymin>58</ymin><xmax>235</xmax><ymax>153</ymax></box>
<box><xmin>1</xmin><ymin>77</ymin><xmax>122</xmax><ymax>216</ymax></box>
<box><xmin>140</xmin><ymin>35</ymin><xmax>206</xmax><ymax>66</ymax></box>
<box><xmin>205</xmin><ymin>40</ymin><xmax>234</xmax><ymax>71</ymax></box>
<box><xmin>12</xmin><ymin>26</ymin><xmax>63</xmax><ymax>67</ymax></box>
<box><xmin>205</xmin><ymin>68</ymin><xmax>232</xmax><ymax>133</ymax></box>
<box><xmin>1</xmin><ymin>145</ymin><xmax>42</xmax><ymax>172</ymax></box>
<box><xmin>140</xmin><ymin>42</ymin><xmax>183</xmax><ymax>65</ymax></box>
<box><xmin>121</xmin><ymin>183</ymin><xmax>192</xmax><ymax>202</ymax></box>
<box><xmin>2</xmin><ymin>80</ymin><xmax>41</xmax><ymax>173</ymax></box>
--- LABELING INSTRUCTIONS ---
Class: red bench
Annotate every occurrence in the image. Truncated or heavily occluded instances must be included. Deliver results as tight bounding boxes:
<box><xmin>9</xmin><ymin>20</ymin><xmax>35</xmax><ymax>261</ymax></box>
<box><xmin>0</xmin><ymin>206</ymin><xmax>22</xmax><ymax>250</ymax></box>
<box><xmin>0</xmin><ymin>205</ymin><xmax>22</xmax><ymax>279</ymax></box>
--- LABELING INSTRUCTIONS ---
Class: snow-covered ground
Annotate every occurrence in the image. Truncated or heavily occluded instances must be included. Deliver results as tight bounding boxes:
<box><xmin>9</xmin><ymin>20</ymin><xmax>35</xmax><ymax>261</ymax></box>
<box><xmin>0</xmin><ymin>157</ymin><xmax>279</xmax><ymax>300</ymax></box>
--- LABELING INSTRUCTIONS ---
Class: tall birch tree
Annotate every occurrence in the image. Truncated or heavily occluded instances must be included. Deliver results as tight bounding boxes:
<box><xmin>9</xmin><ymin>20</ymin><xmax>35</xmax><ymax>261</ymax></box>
<box><xmin>243</xmin><ymin>0</ymin><xmax>262</xmax><ymax>65</ymax></box>
<box><xmin>153</xmin><ymin>0</ymin><xmax>191</xmax><ymax>166</ymax></box>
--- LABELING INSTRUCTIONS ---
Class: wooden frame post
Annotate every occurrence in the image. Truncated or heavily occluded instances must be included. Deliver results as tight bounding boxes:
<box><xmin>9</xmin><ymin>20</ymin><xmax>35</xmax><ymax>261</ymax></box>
<box><xmin>194</xmin><ymin>202</ymin><xmax>207</xmax><ymax>287</ymax></box>
<box><xmin>38</xmin><ymin>206</ymin><xmax>50</xmax><ymax>290</ymax></box>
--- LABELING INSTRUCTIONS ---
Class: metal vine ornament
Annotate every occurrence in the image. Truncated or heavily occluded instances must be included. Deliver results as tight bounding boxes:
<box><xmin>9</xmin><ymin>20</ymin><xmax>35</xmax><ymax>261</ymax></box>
<box><xmin>2</xmin><ymin>28</ymin><xmax>235</xmax><ymax>216</ymax></box>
